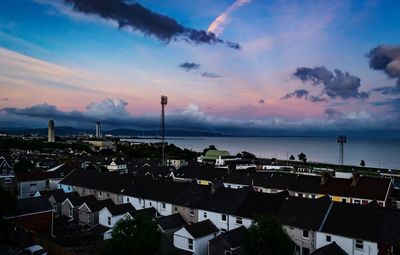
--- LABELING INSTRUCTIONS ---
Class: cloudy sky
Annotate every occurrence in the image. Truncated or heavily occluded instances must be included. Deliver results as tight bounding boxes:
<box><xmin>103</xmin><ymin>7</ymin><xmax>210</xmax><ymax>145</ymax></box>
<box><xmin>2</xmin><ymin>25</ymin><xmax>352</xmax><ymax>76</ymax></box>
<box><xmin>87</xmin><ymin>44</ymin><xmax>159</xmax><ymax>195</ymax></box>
<box><xmin>0</xmin><ymin>0</ymin><xmax>399</xmax><ymax>136</ymax></box>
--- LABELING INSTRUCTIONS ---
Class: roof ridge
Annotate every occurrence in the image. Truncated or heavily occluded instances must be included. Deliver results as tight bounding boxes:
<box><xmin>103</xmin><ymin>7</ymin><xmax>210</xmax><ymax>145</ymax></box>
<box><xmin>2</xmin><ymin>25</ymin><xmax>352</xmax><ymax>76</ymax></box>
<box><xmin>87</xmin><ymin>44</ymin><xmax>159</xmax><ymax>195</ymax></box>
<box><xmin>318</xmin><ymin>201</ymin><xmax>334</xmax><ymax>232</ymax></box>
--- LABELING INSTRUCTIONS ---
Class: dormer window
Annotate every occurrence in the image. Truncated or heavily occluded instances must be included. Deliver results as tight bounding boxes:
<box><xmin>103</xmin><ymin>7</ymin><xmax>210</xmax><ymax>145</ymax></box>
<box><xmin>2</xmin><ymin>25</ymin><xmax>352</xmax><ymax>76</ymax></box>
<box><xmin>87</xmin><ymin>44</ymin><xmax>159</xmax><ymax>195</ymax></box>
<box><xmin>302</xmin><ymin>230</ymin><xmax>309</xmax><ymax>239</ymax></box>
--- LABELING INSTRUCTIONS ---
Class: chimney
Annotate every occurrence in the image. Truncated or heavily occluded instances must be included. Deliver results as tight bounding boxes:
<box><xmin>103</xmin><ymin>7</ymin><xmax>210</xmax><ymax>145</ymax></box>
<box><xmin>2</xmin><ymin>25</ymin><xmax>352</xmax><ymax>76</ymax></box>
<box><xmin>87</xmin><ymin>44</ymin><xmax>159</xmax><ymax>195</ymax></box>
<box><xmin>320</xmin><ymin>172</ymin><xmax>329</xmax><ymax>185</ymax></box>
<box><xmin>211</xmin><ymin>180</ymin><xmax>223</xmax><ymax>194</ymax></box>
<box><xmin>351</xmin><ymin>172</ymin><xmax>360</xmax><ymax>186</ymax></box>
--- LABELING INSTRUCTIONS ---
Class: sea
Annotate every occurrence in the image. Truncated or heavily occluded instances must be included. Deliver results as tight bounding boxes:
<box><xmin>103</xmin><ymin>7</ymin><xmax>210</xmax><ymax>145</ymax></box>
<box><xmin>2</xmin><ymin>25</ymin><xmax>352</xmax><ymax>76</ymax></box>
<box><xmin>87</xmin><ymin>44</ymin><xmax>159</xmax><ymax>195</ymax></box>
<box><xmin>123</xmin><ymin>137</ymin><xmax>400</xmax><ymax>170</ymax></box>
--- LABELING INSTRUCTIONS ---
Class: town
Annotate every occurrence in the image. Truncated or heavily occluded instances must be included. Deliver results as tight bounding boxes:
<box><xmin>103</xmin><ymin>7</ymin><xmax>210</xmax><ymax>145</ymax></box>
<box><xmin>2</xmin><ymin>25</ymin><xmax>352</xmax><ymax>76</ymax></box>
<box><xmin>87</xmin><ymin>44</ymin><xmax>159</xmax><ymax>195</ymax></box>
<box><xmin>0</xmin><ymin>121</ymin><xmax>399</xmax><ymax>255</ymax></box>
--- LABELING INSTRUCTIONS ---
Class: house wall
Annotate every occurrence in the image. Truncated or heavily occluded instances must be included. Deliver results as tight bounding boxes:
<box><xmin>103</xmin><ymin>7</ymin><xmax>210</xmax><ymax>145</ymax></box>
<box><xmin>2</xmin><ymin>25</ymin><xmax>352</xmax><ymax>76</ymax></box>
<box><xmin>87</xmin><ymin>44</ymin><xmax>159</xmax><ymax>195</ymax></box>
<box><xmin>227</xmin><ymin>215</ymin><xmax>248</xmax><ymax>230</ymax></box>
<box><xmin>223</xmin><ymin>183</ymin><xmax>248</xmax><ymax>189</ymax></box>
<box><xmin>8</xmin><ymin>211</ymin><xmax>53</xmax><ymax>235</ymax></box>
<box><xmin>283</xmin><ymin>226</ymin><xmax>315</xmax><ymax>254</ymax></box>
<box><xmin>19</xmin><ymin>180</ymin><xmax>47</xmax><ymax>198</ymax></box>
<box><xmin>173</xmin><ymin>228</ymin><xmax>193</xmax><ymax>252</ymax></box>
<box><xmin>78</xmin><ymin>205</ymin><xmax>98</xmax><ymax>227</ymax></box>
<box><xmin>123</xmin><ymin>195</ymin><xmax>171</xmax><ymax>216</ymax></box>
<box><xmin>316</xmin><ymin>232</ymin><xmax>379</xmax><ymax>255</ymax></box>
<box><xmin>195</xmin><ymin>234</ymin><xmax>218</xmax><ymax>255</ymax></box>
<box><xmin>99</xmin><ymin>209</ymin><xmax>131</xmax><ymax>228</ymax></box>
<box><xmin>70</xmin><ymin>185</ymin><xmax>123</xmax><ymax>204</ymax></box>
<box><xmin>174</xmin><ymin>205</ymin><xmax>199</xmax><ymax>224</ymax></box>
<box><xmin>61</xmin><ymin>200</ymin><xmax>78</xmax><ymax>219</ymax></box>
<box><xmin>198</xmin><ymin>210</ymin><xmax>229</xmax><ymax>232</ymax></box>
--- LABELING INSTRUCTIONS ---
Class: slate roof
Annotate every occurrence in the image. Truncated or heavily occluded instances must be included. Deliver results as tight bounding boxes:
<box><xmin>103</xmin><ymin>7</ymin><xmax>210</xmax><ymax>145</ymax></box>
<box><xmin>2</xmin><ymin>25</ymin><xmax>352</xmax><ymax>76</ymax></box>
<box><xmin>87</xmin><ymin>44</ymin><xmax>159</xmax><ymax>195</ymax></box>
<box><xmin>38</xmin><ymin>189</ymin><xmax>69</xmax><ymax>202</ymax></box>
<box><xmin>311</xmin><ymin>242</ymin><xmax>348</xmax><ymax>255</ymax></box>
<box><xmin>278</xmin><ymin>196</ymin><xmax>332</xmax><ymax>230</ymax></box>
<box><xmin>16</xmin><ymin>171</ymin><xmax>53</xmax><ymax>182</ymax></box>
<box><xmin>226</xmin><ymin>171</ymin><xmax>392</xmax><ymax>201</ymax></box>
<box><xmin>195</xmin><ymin>187</ymin><xmax>249</xmax><ymax>214</ymax></box>
<box><xmin>107</xmin><ymin>203</ymin><xmax>135</xmax><ymax>216</ymax></box>
<box><xmin>209</xmin><ymin>226</ymin><xmax>247</xmax><ymax>249</ymax></box>
<box><xmin>320</xmin><ymin>202</ymin><xmax>400</xmax><ymax>244</ymax></box>
<box><xmin>131</xmin><ymin>207</ymin><xmax>158</xmax><ymax>218</ymax></box>
<box><xmin>122</xmin><ymin>179</ymin><xmax>190</xmax><ymax>204</ymax></box>
<box><xmin>184</xmin><ymin>219</ymin><xmax>219</xmax><ymax>238</ymax></box>
<box><xmin>157</xmin><ymin>213</ymin><xmax>187</xmax><ymax>231</ymax></box>
<box><xmin>3</xmin><ymin>197</ymin><xmax>53</xmax><ymax>218</ymax></box>
<box><xmin>84</xmin><ymin>199</ymin><xmax>114</xmax><ymax>212</ymax></box>
<box><xmin>88</xmin><ymin>224</ymin><xmax>112</xmax><ymax>235</ymax></box>
<box><xmin>59</xmin><ymin>170</ymin><xmax>136</xmax><ymax>193</ymax></box>
<box><xmin>174</xmin><ymin>166</ymin><xmax>228</xmax><ymax>181</ymax></box>
<box><xmin>67</xmin><ymin>195</ymin><xmax>97</xmax><ymax>207</ymax></box>
<box><xmin>235</xmin><ymin>191</ymin><xmax>288</xmax><ymax>218</ymax></box>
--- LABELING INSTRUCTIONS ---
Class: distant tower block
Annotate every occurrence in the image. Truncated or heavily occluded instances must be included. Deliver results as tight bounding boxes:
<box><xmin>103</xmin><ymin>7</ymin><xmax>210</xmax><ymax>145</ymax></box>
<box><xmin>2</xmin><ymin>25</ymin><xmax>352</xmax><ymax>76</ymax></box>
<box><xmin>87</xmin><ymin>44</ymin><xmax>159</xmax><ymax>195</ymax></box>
<box><xmin>160</xmin><ymin>95</ymin><xmax>168</xmax><ymax>166</ymax></box>
<box><xmin>337</xmin><ymin>135</ymin><xmax>347</xmax><ymax>165</ymax></box>
<box><xmin>96</xmin><ymin>122</ymin><xmax>101</xmax><ymax>138</ymax></box>
<box><xmin>48</xmin><ymin>120</ymin><xmax>55</xmax><ymax>143</ymax></box>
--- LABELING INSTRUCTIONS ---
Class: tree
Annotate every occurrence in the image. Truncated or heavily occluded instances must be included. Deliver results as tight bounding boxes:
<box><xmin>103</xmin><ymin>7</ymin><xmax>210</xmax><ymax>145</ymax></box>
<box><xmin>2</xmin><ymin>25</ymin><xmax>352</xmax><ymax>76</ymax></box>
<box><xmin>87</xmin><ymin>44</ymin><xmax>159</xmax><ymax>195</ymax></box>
<box><xmin>247</xmin><ymin>215</ymin><xmax>294</xmax><ymax>255</ymax></box>
<box><xmin>298</xmin><ymin>152</ymin><xmax>307</xmax><ymax>164</ymax></box>
<box><xmin>289</xmin><ymin>155</ymin><xmax>295</xmax><ymax>161</ymax></box>
<box><xmin>360</xmin><ymin>160</ymin><xmax>366</xmax><ymax>167</ymax></box>
<box><xmin>99</xmin><ymin>215</ymin><xmax>160</xmax><ymax>255</ymax></box>
<box><xmin>203</xmin><ymin>145</ymin><xmax>217</xmax><ymax>154</ymax></box>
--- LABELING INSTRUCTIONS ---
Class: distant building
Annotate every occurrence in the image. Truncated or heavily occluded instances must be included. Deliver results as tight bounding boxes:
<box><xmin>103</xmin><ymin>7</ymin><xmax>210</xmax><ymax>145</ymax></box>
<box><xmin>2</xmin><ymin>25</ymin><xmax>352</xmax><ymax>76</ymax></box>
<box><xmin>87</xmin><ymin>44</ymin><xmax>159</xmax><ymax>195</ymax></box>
<box><xmin>197</xmin><ymin>150</ymin><xmax>231</xmax><ymax>164</ymax></box>
<box><xmin>96</xmin><ymin>122</ymin><xmax>102</xmax><ymax>138</ymax></box>
<box><xmin>84</xmin><ymin>140</ymin><xmax>115</xmax><ymax>152</ymax></box>
<box><xmin>48</xmin><ymin>120</ymin><xmax>55</xmax><ymax>142</ymax></box>
<box><xmin>167</xmin><ymin>159</ymin><xmax>188</xmax><ymax>169</ymax></box>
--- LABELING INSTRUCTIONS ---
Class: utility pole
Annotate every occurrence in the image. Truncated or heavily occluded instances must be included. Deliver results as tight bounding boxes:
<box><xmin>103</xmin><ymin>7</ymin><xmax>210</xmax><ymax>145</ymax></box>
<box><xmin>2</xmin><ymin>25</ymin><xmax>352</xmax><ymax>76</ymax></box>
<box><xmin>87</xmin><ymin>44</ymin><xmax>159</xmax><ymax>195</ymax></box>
<box><xmin>160</xmin><ymin>96</ymin><xmax>168</xmax><ymax>166</ymax></box>
<box><xmin>337</xmin><ymin>136</ymin><xmax>347</xmax><ymax>168</ymax></box>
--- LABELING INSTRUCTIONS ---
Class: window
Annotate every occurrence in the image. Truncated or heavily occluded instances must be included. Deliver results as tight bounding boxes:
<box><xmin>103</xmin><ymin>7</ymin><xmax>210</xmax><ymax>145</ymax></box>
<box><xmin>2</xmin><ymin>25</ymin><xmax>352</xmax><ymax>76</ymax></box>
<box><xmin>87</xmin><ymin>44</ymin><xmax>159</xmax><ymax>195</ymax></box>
<box><xmin>203</xmin><ymin>212</ymin><xmax>207</xmax><ymax>218</ymax></box>
<box><xmin>326</xmin><ymin>235</ymin><xmax>331</xmax><ymax>242</ymax></box>
<box><xmin>99</xmin><ymin>191</ymin><xmax>103</xmax><ymax>197</ymax></box>
<box><xmin>355</xmin><ymin>240</ymin><xmax>364</xmax><ymax>250</ymax></box>
<box><xmin>162</xmin><ymin>203</ymin><xmax>166</xmax><ymax>209</ymax></box>
<box><xmin>82</xmin><ymin>188</ymin><xmax>86</xmax><ymax>195</ymax></box>
<box><xmin>188</xmin><ymin>238</ymin><xmax>193</xmax><ymax>250</ymax></box>
<box><xmin>295</xmin><ymin>192</ymin><xmax>299</xmax><ymax>197</ymax></box>
<box><xmin>127</xmin><ymin>197</ymin><xmax>130</xmax><ymax>203</ymax></box>
<box><xmin>107</xmin><ymin>216</ymin><xmax>111</xmax><ymax>226</ymax></box>
<box><xmin>221</xmin><ymin>228</ymin><xmax>227</xmax><ymax>233</ymax></box>
<box><xmin>149</xmin><ymin>202</ymin><xmax>152</xmax><ymax>206</ymax></box>
<box><xmin>342</xmin><ymin>198</ymin><xmax>346</xmax><ymax>203</ymax></box>
<box><xmin>4</xmin><ymin>177</ymin><xmax>11</xmax><ymax>184</ymax></box>
<box><xmin>88</xmin><ymin>213</ymin><xmax>91</xmax><ymax>222</ymax></box>
<box><xmin>221</xmin><ymin>214</ymin><xmax>227</xmax><ymax>222</ymax></box>
<box><xmin>236</xmin><ymin>217</ymin><xmax>243</xmax><ymax>225</ymax></box>
<box><xmin>189</xmin><ymin>209</ymin><xmax>194</xmax><ymax>216</ymax></box>
<box><xmin>68</xmin><ymin>186</ymin><xmax>71</xmax><ymax>191</ymax></box>
<box><xmin>310</xmin><ymin>194</ymin><xmax>316</xmax><ymax>199</ymax></box>
<box><xmin>107</xmin><ymin>192</ymin><xmax>110</xmax><ymax>198</ymax></box>
<box><xmin>227</xmin><ymin>185</ymin><xmax>231</xmax><ymax>188</ymax></box>
<box><xmin>139</xmin><ymin>198</ymin><xmax>143</xmax><ymax>204</ymax></box>
<box><xmin>174</xmin><ymin>207</ymin><xmax>178</xmax><ymax>212</ymax></box>
<box><xmin>29</xmin><ymin>183</ymin><xmax>37</xmax><ymax>192</ymax></box>
<box><xmin>68</xmin><ymin>207</ymin><xmax>73</xmax><ymax>217</ymax></box>
<box><xmin>302</xmin><ymin>230</ymin><xmax>309</xmax><ymax>239</ymax></box>
<box><xmin>353</xmin><ymin>199</ymin><xmax>361</xmax><ymax>205</ymax></box>
<box><xmin>89</xmin><ymin>189</ymin><xmax>92</xmax><ymax>194</ymax></box>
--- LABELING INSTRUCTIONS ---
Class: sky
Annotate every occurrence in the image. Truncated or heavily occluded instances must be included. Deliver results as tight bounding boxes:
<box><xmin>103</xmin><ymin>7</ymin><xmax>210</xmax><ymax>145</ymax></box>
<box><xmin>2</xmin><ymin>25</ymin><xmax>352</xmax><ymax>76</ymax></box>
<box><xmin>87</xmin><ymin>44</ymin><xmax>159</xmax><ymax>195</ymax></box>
<box><xmin>0</xmin><ymin>0</ymin><xmax>399</xmax><ymax>136</ymax></box>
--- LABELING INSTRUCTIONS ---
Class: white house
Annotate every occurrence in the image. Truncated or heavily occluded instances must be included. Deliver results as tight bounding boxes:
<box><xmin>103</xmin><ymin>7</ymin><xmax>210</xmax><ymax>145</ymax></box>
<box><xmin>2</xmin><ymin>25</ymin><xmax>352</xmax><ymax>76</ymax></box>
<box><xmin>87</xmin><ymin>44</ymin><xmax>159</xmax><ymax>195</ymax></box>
<box><xmin>98</xmin><ymin>203</ymin><xmax>135</xmax><ymax>228</ymax></box>
<box><xmin>173</xmin><ymin>220</ymin><xmax>220</xmax><ymax>255</ymax></box>
<box><xmin>316</xmin><ymin>232</ymin><xmax>378</xmax><ymax>255</ymax></box>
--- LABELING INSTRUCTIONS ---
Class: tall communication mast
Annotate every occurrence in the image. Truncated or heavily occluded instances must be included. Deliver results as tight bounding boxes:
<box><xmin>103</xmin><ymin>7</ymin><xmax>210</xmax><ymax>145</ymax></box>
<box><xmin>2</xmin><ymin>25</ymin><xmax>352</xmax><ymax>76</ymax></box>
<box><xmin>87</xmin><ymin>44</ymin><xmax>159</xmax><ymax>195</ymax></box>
<box><xmin>160</xmin><ymin>95</ymin><xmax>168</xmax><ymax>166</ymax></box>
<box><xmin>337</xmin><ymin>135</ymin><xmax>347</xmax><ymax>166</ymax></box>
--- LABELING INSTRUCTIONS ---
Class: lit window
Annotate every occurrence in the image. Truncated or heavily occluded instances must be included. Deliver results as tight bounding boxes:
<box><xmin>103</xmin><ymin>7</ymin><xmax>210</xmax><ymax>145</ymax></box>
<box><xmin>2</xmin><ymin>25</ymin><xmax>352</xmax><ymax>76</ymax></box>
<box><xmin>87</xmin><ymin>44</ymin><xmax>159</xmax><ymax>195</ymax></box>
<box><xmin>188</xmin><ymin>238</ymin><xmax>193</xmax><ymax>250</ymax></box>
<box><xmin>302</xmin><ymin>230</ymin><xmax>309</xmax><ymax>239</ymax></box>
<box><xmin>236</xmin><ymin>217</ymin><xmax>242</xmax><ymax>225</ymax></box>
<box><xmin>221</xmin><ymin>214</ymin><xmax>227</xmax><ymax>222</ymax></box>
<box><xmin>355</xmin><ymin>240</ymin><xmax>364</xmax><ymax>250</ymax></box>
<box><xmin>326</xmin><ymin>235</ymin><xmax>331</xmax><ymax>242</ymax></box>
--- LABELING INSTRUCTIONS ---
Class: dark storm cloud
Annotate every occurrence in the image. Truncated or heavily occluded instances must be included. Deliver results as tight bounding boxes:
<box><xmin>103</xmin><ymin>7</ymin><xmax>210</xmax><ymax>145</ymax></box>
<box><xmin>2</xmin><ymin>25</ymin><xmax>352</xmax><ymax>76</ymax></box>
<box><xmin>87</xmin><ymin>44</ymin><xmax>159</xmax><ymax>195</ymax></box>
<box><xmin>201</xmin><ymin>72</ymin><xmax>220</xmax><ymax>78</ymax></box>
<box><xmin>179</xmin><ymin>62</ymin><xmax>200</xmax><ymax>71</ymax></box>
<box><xmin>292</xmin><ymin>66</ymin><xmax>369</xmax><ymax>100</ymax></box>
<box><xmin>258</xmin><ymin>99</ymin><xmax>265</xmax><ymax>104</ymax></box>
<box><xmin>324</xmin><ymin>108</ymin><xmax>343</xmax><ymax>120</ymax></box>
<box><xmin>281</xmin><ymin>89</ymin><xmax>328</xmax><ymax>103</ymax></box>
<box><xmin>62</xmin><ymin>0</ymin><xmax>240</xmax><ymax>49</ymax></box>
<box><xmin>281</xmin><ymin>89</ymin><xmax>309</xmax><ymax>100</ymax></box>
<box><xmin>367</xmin><ymin>45</ymin><xmax>400</xmax><ymax>95</ymax></box>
